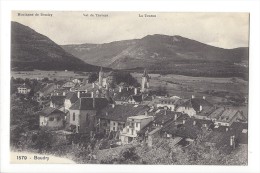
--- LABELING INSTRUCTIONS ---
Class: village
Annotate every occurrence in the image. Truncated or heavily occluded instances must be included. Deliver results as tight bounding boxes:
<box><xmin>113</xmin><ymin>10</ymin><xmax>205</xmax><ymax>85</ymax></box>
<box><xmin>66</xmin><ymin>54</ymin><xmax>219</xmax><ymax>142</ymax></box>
<box><xmin>13</xmin><ymin>67</ymin><xmax>248</xmax><ymax>154</ymax></box>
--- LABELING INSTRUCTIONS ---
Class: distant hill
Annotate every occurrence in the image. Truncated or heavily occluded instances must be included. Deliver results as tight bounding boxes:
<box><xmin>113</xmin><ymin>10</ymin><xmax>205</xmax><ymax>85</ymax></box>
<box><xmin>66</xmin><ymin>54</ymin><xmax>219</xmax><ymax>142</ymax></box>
<box><xmin>11</xmin><ymin>21</ymin><xmax>101</xmax><ymax>72</ymax></box>
<box><xmin>62</xmin><ymin>34</ymin><xmax>249</xmax><ymax>78</ymax></box>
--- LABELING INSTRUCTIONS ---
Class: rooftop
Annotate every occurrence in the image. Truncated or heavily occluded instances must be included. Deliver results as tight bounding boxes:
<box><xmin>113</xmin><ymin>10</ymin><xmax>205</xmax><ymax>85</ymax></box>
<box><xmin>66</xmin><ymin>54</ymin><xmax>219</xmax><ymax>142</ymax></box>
<box><xmin>128</xmin><ymin>115</ymin><xmax>153</xmax><ymax>120</ymax></box>
<box><xmin>208</xmin><ymin>107</ymin><xmax>225</xmax><ymax>119</ymax></box>
<box><xmin>17</xmin><ymin>83</ymin><xmax>30</xmax><ymax>89</ymax></box>
<box><xmin>161</xmin><ymin>118</ymin><xmax>201</xmax><ymax>139</ymax></box>
<box><xmin>39</xmin><ymin>107</ymin><xmax>65</xmax><ymax>117</ymax></box>
<box><xmin>65</xmin><ymin>92</ymin><xmax>78</xmax><ymax>103</ymax></box>
<box><xmin>51</xmin><ymin>96</ymin><xmax>66</xmax><ymax>107</ymax></box>
<box><xmin>97</xmin><ymin>104</ymin><xmax>150</xmax><ymax>122</ymax></box>
<box><xmin>178</xmin><ymin>98</ymin><xmax>213</xmax><ymax>112</ymax></box>
<box><xmin>217</xmin><ymin>109</ymin><xmax>240</xmax><ymax>122</ymax></box>
<box><xmin>69</xmin><ymin>97</ymin><xmax>108</xmax><ymax>110</ymax></box>
<box><xmin>38</xmin><ymin>83</ymin><xmax>56</xmax><ymax>93</ymax></box>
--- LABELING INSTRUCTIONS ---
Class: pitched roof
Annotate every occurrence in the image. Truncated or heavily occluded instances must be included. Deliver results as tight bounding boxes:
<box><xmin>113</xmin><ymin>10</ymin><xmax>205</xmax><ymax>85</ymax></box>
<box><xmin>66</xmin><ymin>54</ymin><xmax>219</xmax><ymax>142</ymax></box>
<box><xmin>51</xmin><ymin>96</ymin><xmax>66</xmax><ymax>107</ymax></box>
<box><xmin>128</xmin><ymin>94</ymin><xmax>143</xmax><ymax>103</ymax></box>
<box><xmin>208</xmin><ymin>107</ymin><xmax>225</xmax><ymax>119</ymax></box>
<box><xmin>204</xmin><ymin>122</ymin><xmax>248</xmax><ymax>147</ymax></box>
<box><xmin>39</xmin><ymin>107</ymin><xmax>65</xmax><ymax>116</ymax></box>
<box><xmin>230</xmin><ymin>122</ymin><xmax>248</xmax><ymax>144</ymax></box>
<box><xmin>97</xmin><ymin>104</ymin><xmax>150</xmax><ymax>122</ymax></box>
<box><xmin>38</xmin><ymin>83</ymin><xmax>56</xmax><ymax>93</ymax></box>
<box><xmin>197</xmin><ymin>106</ymin><xmax>216</xmax><ymax>117</ymax></box>
<box><xmin>55</xmin><ymin>80</ymin><xmax>66</xmax><ymax>86</ymax></box>
<box><xmin>216</xmin><ymin>109</ymin><xmax>241</xmax><ymax>122</ymax></box>
<box><xmin>65</xmin><ymin>92</ymin><xmax>78</xmax><ymax>103</ymax></box>
<box><xmin>77</xmin><ymin>83</ymin><xmax>93</xmax><ymax>91</ymax></box>
<box><xmin>17</xmin><ymin>83</ymin><xmax>30</xmax><ymax>89</ymax></box>
<box><xmin>179</xmin><ymin>98</ymin><xmax>213</xmax><ymax>112</ymax></box>
<box><xmin>152</xmin><ymin>110</ymin><xmax>181</xmax><ymax>125</ymax></box>
<box><xmin>158</xmin><ymin>97</ymin><xmax>181</xmax><ymax>105</ymax></box>
<box><xmin>161</xmin><ymin>118</ymin><xmax>201</xmax><ymax>139</ymax></box>
<box><xmin>113</xmin><ymin>88</ymin><xmax>136</xmax><ymax>101</ymax></box>
<box><xmin>70</xmin><ymin>97</ymin><xmax>108</xmax><ymax>110</ymax></box>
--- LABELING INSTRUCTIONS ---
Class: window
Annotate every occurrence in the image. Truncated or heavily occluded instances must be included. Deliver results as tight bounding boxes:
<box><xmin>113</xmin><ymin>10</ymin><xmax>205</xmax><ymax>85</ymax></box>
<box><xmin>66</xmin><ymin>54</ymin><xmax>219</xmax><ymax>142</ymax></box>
<box><xmin>114</xmin><ymin>122</ymin><xmax>116</xmax><ymax>126</ymax></box>
<box><xmin>49</xmin><ymin>117</ymin><xmax>54</xmax><ymax>121</ymax></box>
<box><xmin>73</xmin><ymin>113</ymin><xmax>75</xmax><ymax>121</ymax></box>
<box><xmin>113</xmin><ymin>127</ymin><xmax>116</xmax><ymax>131</ymax></box>
<box><xmin>56</xmin><ymin>117</ymin><xmax>61</xmax><ymax>121</ymax></box>
<box><xmin>136</xmin><ymin>123</ymin><xmax>138</xmax><ymax>128</ymax></box>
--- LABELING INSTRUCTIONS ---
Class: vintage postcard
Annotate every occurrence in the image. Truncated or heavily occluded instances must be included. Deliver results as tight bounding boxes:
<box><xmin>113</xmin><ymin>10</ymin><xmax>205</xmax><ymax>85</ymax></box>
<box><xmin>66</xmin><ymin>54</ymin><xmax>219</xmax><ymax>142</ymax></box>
<box><xmin>8</xmin><ymin>11</ymin><xmax>250</xmax><ymax>165</ymax></box>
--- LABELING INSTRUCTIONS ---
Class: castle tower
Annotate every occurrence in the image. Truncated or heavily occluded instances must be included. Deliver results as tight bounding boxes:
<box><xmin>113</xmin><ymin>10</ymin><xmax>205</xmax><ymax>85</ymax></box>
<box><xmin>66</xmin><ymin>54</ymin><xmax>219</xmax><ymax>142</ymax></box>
<box><xmin>98</xmin><ymin>67</ymin><xmax>104</xmax><ymax>88</ymax></box>
<box><xmin>141</xmin><ymin>69</ymin><xmax>149</xmax><ymax>93</ymax></box>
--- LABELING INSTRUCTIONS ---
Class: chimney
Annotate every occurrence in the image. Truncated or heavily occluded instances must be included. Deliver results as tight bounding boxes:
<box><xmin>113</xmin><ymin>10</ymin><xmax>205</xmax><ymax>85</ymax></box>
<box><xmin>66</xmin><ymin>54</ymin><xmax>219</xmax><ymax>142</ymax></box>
<box><xmin>230</xmin><ymin>135</ymin><xmax>235</xmax><ymax>147</ymax></box>
<box><xmin>226</xmin><ymin>128</ymin><xmax>229</xmax><ymax>132</ymax></box>
<box><xmin>174</xmin><ymin>114</ymin><xmax>177</xmax><ymax>121</ymax></box>
<box><xmin>112</xmin><ymin>104</ymin><xmax>115</xmax><ymax>108</ymax></box>
<box><xmin>183</xmin><ymin>119</ymin><xmax>186</xmax><ymax>124</ymax></box>
<box><xmin>63</xmin><ymin>92</ymin><xmax>66</xmax><ymax>96</ymax></box>
<box><xmin>203</xmin><ymin>96</ymin><xmax>206</xmax><ymax>100</ymax></box>
<box><xmin>92</xmin><ymin>83</ymin><xmax>95</xmax><ymax>88</ymax></box>
<box><xmin>192</xmin><ymin>95</ymin><xmax>195</xmax><ymax>99</ymax></box>
<box><xmin>91</xmin><ymin>92</ymin><xmax>94</xmax><ymax>98</ymax></box>
<box><xmin>119</xmin><ymin>86</ymin><xmax>122</xmax><ymax>93</ymax></box>
<box><xmin>77</xmin><ymin>91</ymin><xmax>80</xmax><ymax>98</ymax></box>
<box><xmin>199</xmin><ymin>105</ymin><xmax>202</xmax><ymax>111</ymax></box>
<box><xmin>106</xmin><ymin>112</ymin><xmax>108</xmax><ymax>116</ymax></box>
<box><xmin>93</xmin><ymin>97</ymin><xmax>96</xmax><ymax>109</ymax></box>
<box><xmin>134</xmin><ymin>88</ymin><xmax>138</xmax><ymax>95</ymax></box>
<box><xmin>164</xmin><ymin>110</ymin><xmax>167</xmax><ymax>115</ymax></box>
<box><xmin>193</xmin><ymin>120</ymin><xmax>196</xmax><ymax>126</ymax></box>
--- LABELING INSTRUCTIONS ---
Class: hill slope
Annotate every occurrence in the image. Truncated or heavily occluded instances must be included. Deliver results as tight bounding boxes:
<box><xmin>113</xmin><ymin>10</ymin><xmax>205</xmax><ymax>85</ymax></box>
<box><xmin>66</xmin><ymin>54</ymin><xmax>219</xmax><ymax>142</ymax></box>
<box><xmin>62</xmin><ymin>34</ymin><xmax>248</xmax><ymax>78</ymax></box>
<box><xmin>11</xmin><ymin>21</ymin><xmax>99</xmax><ymax>71</ymax></box>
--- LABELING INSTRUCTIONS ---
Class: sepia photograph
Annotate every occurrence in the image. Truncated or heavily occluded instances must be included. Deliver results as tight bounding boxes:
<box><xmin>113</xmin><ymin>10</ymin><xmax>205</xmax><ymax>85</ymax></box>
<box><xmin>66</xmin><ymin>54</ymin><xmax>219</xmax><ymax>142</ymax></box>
<box><xmin>8</xmin><ymin>11</ymin><xmax>250</xmax><ymax>165</ymax></box>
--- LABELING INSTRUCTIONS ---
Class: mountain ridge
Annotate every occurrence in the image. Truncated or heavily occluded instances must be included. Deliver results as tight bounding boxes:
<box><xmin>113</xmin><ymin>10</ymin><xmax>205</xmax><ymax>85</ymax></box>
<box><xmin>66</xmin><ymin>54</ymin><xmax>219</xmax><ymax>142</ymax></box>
<box><xmin>62</xmin><ymin>34</ymin><xmax>248</xmax><ymax>70</ymax></box>
<box><xmin>11</xmin><ymin>21</ymin><xmax>102</xmax><ymax>72</ymax></box>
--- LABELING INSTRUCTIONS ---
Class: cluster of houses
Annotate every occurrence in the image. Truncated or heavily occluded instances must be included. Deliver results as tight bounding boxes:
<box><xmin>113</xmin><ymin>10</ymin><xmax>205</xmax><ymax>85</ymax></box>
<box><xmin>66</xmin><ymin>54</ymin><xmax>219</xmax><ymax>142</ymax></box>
<box><xmin>16</xmin><ymin>68</ymin><xmax>248</xmax><ymax>150</ymax></box>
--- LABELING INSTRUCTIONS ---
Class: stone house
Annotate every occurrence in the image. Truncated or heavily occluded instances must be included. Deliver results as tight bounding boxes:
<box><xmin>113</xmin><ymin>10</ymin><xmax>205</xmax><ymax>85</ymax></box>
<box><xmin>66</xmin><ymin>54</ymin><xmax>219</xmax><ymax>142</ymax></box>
<box><xmin>68</xmin><ymin>97</ymin><xmax>108</xmax><ymax>133</ymax></box>
<box><xmin>17</xmin><ymin>83</ymin><xmax>31</xmax><ymax>94</ymax></box>
<box><xmin>120</xmin><ymin>115</ymin><xmax>154</xmax><ymax>144</ymax></box>
<box><xmin>39</xmin><ymin>107</ymin><xmax>65</xmax><ymax>129</ymax></box>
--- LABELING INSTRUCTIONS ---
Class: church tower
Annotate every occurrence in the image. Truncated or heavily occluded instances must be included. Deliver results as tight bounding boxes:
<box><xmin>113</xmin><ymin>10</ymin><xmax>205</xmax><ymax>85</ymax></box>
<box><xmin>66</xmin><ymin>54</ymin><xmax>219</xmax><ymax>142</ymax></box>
<box><xmin>141</xmin><ymin>69</ymin><xmax>149</xmax><ymax>93</ymax></box>
<box><xmin>98</xmin><ymin>67</ymin><xmax>104</xmax><ymax>88</ymax></box>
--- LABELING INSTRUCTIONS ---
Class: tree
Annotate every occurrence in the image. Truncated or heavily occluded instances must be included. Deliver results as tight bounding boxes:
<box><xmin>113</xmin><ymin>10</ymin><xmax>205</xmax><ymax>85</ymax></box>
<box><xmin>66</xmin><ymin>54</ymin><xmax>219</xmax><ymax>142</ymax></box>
<box><xmin>88</xmin><ymin>72</ymin><xmax>98</xmax><ymax>83</ymax></box>
<box><xmin>42</xmin><ymin>77</ymin><xmax>49</xmax><ymax>83</ymax></box>
<box><xmin>114</xmin><ymin>72</ymin><xmax>140</xmax><ymax>87</ymax></box>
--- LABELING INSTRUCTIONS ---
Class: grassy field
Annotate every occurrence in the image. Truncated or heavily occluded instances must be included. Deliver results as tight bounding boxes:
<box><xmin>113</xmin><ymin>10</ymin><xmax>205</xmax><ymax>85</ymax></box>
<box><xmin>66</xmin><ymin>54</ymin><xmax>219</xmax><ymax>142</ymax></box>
<box><xmin>11</xmin><ymin>70</ymin><xmax>89</xmax><ymax>80</ymax></box>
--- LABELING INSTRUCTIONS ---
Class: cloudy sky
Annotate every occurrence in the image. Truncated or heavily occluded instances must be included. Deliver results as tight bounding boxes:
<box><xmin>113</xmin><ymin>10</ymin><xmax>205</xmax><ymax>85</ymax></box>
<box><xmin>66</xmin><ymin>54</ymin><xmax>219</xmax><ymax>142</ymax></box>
<box><xmin>12</xmin><ymin>11</ymin><xmax>249</xmax><ymax>49</ymax></box>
